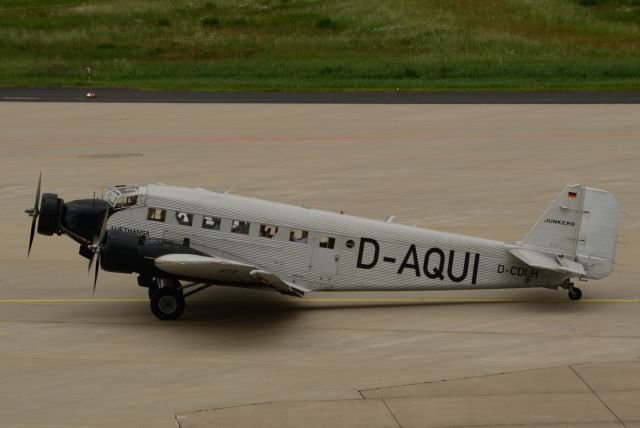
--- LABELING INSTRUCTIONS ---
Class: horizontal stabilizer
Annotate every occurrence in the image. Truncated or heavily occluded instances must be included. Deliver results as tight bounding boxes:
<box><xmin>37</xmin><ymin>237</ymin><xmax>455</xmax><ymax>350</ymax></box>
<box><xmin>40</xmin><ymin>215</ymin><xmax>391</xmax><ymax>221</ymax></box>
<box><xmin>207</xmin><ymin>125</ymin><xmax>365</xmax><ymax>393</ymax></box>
<box><xmin>508</xmin><ymin>248</ymin><xmax>586</xmax><ymax>277</ymax></box>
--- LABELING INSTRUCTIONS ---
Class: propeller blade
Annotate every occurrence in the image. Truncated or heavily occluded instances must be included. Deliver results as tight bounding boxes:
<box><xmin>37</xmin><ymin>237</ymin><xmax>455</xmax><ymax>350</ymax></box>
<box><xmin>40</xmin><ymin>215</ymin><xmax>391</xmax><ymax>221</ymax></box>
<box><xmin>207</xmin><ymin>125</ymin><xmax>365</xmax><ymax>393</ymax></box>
<box><xmin>92</xmin><ymin>253</ymin><xmax>100</xmax><ymax>295</ymax></box>
<box><xmin>28</xmin><ymin>216</ymin><xmax>37</xmax><ymax>256</ymax></box>
<box><xmin>88</xmin><ymin>251</ymin><xmax>95</xmax><ymax>272</ymax></box>
<box><xmin>88</xmin><ymin>210</ymin><xmax>108</xmax><ymax>274</ymax></box>
<box><xmin>98</xmin><ymin>208</ymin><xmax>109</xmax><ymax>242</ymax></box>
<box><xmin>34</xmin><ymin>171</ymin><xmax>41</xmax><ymax>212</ymax></box>
<box><xmin>87</xmin><ymin>233</ymin><xmax>99</xmax><ymax>272</ymax></box>
<box><xmin>27</xmin><ymin>172</ymin><xmax>42</xmax><ymax>257</ymax></box>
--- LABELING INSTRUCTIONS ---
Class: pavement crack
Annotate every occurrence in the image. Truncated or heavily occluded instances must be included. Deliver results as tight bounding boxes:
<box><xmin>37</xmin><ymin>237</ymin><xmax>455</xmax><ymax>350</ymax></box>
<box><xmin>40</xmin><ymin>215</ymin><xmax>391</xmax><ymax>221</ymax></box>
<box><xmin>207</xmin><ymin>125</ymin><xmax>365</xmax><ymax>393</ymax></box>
<box><xmin>569</xmin><ymin>364</ymin><xmax>627</xmax><ymax>428</ymax></box>
<box><xmin>174</xmin><ymin>414</ymin><xmax>183</xmax><ymax>428</ymax></box>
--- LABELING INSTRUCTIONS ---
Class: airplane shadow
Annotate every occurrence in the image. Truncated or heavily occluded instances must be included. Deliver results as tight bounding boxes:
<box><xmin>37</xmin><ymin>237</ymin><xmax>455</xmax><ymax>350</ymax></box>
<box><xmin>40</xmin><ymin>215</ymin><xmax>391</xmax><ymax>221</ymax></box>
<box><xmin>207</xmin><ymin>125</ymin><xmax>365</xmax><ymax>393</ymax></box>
<box><xmin>177</xmin><ymin>287</ymin><xmax>590</xmax><ymax>324</ymax></box>
<box><xmin>96</xmin><ymin>287</ymin><xmax>592</xmax><ymax>340</ymax></box>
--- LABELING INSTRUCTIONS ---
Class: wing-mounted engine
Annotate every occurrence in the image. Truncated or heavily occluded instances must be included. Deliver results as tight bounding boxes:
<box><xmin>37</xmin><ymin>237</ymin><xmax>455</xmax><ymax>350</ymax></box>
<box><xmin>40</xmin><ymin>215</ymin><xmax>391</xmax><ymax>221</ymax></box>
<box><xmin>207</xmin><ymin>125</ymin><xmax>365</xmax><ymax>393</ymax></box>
<box><xmin>97</xmin><ymin>230</ymin><xmax>204</xmax><ymax>278</ymax></box>
<box><xmin>96</xmin><ymin>230</ymin><xmax>307</xmax><ymax>296</ymax></box>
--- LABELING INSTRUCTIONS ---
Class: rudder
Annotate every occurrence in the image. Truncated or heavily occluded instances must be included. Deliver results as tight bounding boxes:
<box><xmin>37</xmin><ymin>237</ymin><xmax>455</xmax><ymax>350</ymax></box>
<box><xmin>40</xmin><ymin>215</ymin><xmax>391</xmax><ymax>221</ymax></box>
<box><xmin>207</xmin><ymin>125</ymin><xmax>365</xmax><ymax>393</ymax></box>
<box><xmin>575</xmin><ymin>187</ymin><xmax>619</xmax><ymax>279</ymax></box>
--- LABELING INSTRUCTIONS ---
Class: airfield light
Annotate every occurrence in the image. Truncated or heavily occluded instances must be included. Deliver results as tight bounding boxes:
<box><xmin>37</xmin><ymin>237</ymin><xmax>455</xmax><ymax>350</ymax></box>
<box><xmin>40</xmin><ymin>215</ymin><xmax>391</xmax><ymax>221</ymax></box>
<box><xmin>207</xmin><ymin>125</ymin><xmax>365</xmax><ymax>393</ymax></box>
<box><xmin>85</xmin><ymin>67</ymin><xmax>96</xmax><ymax>98</ymax></box>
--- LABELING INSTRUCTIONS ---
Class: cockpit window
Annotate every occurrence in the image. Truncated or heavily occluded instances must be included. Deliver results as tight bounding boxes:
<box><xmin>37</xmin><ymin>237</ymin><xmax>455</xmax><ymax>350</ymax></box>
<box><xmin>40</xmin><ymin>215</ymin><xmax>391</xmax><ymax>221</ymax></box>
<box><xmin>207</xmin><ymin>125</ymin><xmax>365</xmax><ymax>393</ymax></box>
<box><xmin>115</xmin><ymin>195</ymin><xmax>137</xmax><ymax>208</ymax></box>
<box><xmin>105</xmin><ymin>190</ymin><xmax>118</xmax><ymax>207</ymax></box>
<box><xmin>104</xmin><ymin>185</ymin><xmax>141</xmax><ymax>209</ymax></box>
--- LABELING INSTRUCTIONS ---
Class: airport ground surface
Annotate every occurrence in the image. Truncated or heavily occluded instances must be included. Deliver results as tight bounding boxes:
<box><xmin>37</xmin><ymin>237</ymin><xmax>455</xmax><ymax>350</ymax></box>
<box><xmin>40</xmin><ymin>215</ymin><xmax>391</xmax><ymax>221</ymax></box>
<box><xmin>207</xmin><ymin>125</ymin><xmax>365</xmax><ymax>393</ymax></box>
<box><xmin>1</xmin><ymin>102</ymin><xmax>639</xmax><ymax>427</ymax></box>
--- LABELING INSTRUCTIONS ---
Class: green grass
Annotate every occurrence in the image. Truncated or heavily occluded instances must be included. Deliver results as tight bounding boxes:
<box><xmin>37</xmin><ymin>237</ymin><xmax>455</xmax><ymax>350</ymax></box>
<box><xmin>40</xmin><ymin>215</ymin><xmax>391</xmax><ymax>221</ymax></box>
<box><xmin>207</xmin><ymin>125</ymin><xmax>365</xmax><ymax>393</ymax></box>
<box><xmin>1</xmin><ymin>0</ymin><xmax>639</xmax><ymax>91</ymax></box>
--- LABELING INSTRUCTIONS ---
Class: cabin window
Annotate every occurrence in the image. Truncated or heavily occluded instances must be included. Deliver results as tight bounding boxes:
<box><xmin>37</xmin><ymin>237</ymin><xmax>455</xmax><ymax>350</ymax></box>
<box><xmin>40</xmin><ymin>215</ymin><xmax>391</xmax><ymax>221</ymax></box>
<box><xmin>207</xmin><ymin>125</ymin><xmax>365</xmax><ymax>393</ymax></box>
<box><xmin>289</xmin><ymin>229</ymin><xmax>308</xmax><ymax>243</ymax></box>
<box><xmin>319</xmin><ymin>236</ymin><xmax>335</xmax><ymax>249</ymax></box>
<box><xmin>147</xmin><ymin>208</ymin><xmax>166</xmax><ymax>222</ymax></box>
<box><xmin>346</xmin><ymin>239</ymin><xmax>355</xmax><ymax>249</ymax></box>
<box><xmin>260</xmin><ymin>224</ymin><xmax>278</xmax><ymax>239</ymax></box>
<box><xmin>231</xmin><ymin>220</ymin><xmax>250</xmax><ymax>235</ymax></box>
<box><xmin>202</xmin><ymin>216</ymin><xmax>221</xmax><ymax>230</ymax></box>
<box><xmin>175</xmin><ymin>212</ymin><xmax>193</xmax><ymax>226</ymax></box>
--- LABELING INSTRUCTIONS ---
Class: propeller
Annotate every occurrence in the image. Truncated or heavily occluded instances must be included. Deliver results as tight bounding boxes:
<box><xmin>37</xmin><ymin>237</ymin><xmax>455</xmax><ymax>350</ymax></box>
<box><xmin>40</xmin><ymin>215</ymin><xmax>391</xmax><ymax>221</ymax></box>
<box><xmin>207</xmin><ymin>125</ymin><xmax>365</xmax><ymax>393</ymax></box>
<box><xmin>25</xmin><ymin>172</ymin><xmax>42</xmax><ymax>256</ymax></box>
<box><xmin>87</xmin><ymin>208</ymin><xmax>109</xmax><ymax>294</ymax></box>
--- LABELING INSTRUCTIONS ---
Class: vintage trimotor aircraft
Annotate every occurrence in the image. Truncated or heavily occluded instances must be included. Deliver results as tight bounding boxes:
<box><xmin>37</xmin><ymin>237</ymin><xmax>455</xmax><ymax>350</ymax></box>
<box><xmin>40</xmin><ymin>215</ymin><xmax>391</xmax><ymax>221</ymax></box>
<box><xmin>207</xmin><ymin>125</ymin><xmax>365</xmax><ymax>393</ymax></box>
<box><xmin>25</xmin><ymin>175</ymin><xmax>619</xmax><ymax>320</ymax></box>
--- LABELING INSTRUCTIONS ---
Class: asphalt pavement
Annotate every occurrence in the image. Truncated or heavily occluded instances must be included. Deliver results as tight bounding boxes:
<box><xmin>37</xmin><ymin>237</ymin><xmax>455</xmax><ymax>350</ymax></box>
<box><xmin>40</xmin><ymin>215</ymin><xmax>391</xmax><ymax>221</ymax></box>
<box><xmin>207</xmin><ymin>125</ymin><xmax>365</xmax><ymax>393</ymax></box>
<box><xmin>2</xmin><ymin>87</ymin><xmax>640</xmax><ymax>103</ymax></box>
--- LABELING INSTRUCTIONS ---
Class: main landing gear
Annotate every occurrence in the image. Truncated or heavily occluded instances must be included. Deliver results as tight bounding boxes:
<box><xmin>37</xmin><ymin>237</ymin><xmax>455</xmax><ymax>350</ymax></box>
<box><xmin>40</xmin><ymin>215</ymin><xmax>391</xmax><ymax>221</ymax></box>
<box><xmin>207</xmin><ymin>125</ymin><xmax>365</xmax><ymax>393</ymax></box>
<box><xmin>140</xmin><ymin>276</ymin><xmax>214</xmax><ymax>320</ymax></box>
<box><xmin>151</xmin><ymin>287</ymin><xmax>185</xmax><ymax>320</ymax></box>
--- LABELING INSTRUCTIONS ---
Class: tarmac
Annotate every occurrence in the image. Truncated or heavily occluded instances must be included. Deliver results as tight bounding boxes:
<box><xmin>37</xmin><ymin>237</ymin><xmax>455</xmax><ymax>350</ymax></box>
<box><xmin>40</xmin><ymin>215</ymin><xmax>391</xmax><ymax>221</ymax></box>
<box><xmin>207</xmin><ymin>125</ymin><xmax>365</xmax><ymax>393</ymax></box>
<box><xmin>1</xmin><ymin>101</ymin><xmax>639</xmax><ymax>427</ymax></box>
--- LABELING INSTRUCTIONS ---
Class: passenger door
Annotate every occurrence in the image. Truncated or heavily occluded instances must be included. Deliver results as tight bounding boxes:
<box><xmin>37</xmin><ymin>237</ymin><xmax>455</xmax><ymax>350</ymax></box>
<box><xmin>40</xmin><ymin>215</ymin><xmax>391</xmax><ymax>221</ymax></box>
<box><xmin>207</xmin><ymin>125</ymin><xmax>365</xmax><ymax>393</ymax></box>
<box><xmin>310</xmin><ymin>235</ymin><xmax>339</xmax><ymax>274</ymax></box>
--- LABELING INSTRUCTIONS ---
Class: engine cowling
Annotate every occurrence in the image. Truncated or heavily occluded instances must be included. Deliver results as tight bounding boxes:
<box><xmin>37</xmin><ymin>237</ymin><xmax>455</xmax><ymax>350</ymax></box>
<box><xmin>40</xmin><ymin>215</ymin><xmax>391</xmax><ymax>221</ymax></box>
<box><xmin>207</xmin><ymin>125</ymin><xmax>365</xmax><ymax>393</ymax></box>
<box><xmin>37</xmin><ymin>193</ymin><xmax>62</xmax><ymax>236</ymax></box>
<box><xmin>61</xmin><ymin>199</ymin><xmax>110</xmax><ymax>243</ymax></box>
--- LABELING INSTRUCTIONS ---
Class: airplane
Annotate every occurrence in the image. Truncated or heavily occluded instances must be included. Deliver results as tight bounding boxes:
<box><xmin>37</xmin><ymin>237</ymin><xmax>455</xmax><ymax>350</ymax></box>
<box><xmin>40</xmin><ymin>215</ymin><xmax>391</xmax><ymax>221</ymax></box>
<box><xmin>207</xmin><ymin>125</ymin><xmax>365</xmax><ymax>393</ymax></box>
<box><xmin>25</xmin><ymin>175</ymin><xmax>619</xmax><ymax>320</ymax></box>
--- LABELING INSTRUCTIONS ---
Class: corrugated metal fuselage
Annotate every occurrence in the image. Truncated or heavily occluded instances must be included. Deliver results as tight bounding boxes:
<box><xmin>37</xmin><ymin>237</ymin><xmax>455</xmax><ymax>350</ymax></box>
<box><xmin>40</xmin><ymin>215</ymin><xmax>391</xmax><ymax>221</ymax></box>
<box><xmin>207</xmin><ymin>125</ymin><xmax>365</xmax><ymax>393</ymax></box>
<box><xmin>107</xmin><ymin>185</ymin><xmax>567</xmax><ymax>292</ymax></box>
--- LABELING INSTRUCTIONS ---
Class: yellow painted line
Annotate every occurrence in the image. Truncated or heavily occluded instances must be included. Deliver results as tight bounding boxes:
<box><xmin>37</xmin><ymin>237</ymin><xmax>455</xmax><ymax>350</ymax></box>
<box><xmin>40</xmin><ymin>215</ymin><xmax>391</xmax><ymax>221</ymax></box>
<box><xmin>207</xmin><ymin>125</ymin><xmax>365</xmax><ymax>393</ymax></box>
<box><xmin>304</xmin><ymin>298</ymin><xmax>640</xmax><ymax>303</ymax></box>
<box><xmin>0</xmin><ymin>298</ymin><xmax>638</xmax><ymax>303</ymax></box>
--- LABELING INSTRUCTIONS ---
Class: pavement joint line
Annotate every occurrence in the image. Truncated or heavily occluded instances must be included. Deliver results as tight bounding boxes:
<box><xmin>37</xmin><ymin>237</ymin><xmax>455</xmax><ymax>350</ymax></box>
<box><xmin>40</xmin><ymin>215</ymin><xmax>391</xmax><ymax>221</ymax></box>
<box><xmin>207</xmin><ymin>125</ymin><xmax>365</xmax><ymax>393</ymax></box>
<box><xmin>569</xmin><ymin>365</ymin><xmax>628</xmax><ymax>428</ymax></box>
<box><xmin>381</xmin><ymin>397</ymin><xmax>402</xmax><ymax>428</ymax></box>
<box><xmin>176</xmin><ymin>397</ymin><xmax>376</xmax><ymax>416</ymax></box>
<box><xmin>0</xmin><ymin>298</ymin><xmax>639</xmax><ymax>303</ymax></box>
<box><xmin>359</xmin><ymin>361</ymin><xmax>640</xmax><ymax>394</ymax></box>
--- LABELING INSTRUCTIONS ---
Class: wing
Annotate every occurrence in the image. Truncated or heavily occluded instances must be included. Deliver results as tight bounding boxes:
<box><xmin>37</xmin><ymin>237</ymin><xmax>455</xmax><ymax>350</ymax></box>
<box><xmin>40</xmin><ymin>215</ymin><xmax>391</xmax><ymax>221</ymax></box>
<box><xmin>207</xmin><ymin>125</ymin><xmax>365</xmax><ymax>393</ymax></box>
<box><xmin>508</xmin><ymin>247</ymin><xmax>586</xmax><ymax>277</ymax></box>
<box><xmin>154</xmin><ymin>254</ymin><xmax>307</xmax><ymax>296</ymax></box>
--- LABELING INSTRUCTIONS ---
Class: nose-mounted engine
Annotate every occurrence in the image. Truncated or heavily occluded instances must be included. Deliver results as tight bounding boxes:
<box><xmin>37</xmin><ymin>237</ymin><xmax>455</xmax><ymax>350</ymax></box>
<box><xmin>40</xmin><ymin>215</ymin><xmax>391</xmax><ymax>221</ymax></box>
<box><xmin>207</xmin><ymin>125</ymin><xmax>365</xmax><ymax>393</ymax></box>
<box><xmin>26</xmin><ymin>174</ymin><xmax>111</xmax><ymax>273</ymax></box>
<box><xmin>29</xmin><ymin>192</ymin><xmax>110</xmax><ymax>245</ymax></box>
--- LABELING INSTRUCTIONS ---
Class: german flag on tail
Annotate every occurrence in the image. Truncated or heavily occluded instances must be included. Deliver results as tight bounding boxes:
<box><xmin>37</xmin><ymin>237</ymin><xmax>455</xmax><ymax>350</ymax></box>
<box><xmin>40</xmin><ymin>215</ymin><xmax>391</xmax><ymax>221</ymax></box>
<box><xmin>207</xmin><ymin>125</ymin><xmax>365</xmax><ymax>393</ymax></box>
<box><xmin>568</xmin><ymin>191</ymin><xmax>577</xmax><ymax>199</ymax></box>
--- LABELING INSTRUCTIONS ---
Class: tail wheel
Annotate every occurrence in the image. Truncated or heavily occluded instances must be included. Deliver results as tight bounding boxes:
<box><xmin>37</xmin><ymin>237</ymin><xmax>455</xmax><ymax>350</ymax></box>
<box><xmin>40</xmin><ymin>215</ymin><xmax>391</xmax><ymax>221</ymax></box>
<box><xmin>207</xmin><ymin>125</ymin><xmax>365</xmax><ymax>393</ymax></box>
<box><xmin>150</xmin><ymin>287</ymin><xmax>185</xmax><ymax>320</ymax></box>
<box><xmin>568</xmin><ymin>286</ymin><xmax>582</xmax><ymax>301</ymax></box>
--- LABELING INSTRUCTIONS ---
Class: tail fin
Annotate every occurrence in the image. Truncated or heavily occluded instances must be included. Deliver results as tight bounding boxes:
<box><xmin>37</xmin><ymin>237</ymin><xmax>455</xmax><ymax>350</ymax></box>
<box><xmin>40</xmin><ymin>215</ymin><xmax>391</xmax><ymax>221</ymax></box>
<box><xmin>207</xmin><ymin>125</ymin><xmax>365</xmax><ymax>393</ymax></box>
<box><xmin>521</xmin><ymin>184</ymin><xmax>618</xmax><ymax>279</ymax></box>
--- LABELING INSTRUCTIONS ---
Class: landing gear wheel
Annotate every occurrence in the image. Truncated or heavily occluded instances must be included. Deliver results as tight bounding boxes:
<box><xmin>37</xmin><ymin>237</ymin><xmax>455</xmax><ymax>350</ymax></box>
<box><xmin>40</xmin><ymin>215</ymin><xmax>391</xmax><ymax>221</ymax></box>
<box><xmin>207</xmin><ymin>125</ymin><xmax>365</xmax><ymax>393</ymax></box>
<box><xmin>150</xmin><ymin>287</ymin><xmax>185</xmax><ymax>320</ymax></box>
<box><xmin>568</xmin><ymin>286</ymin><xmax>582</xmax><ymax>301</ymax></box>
